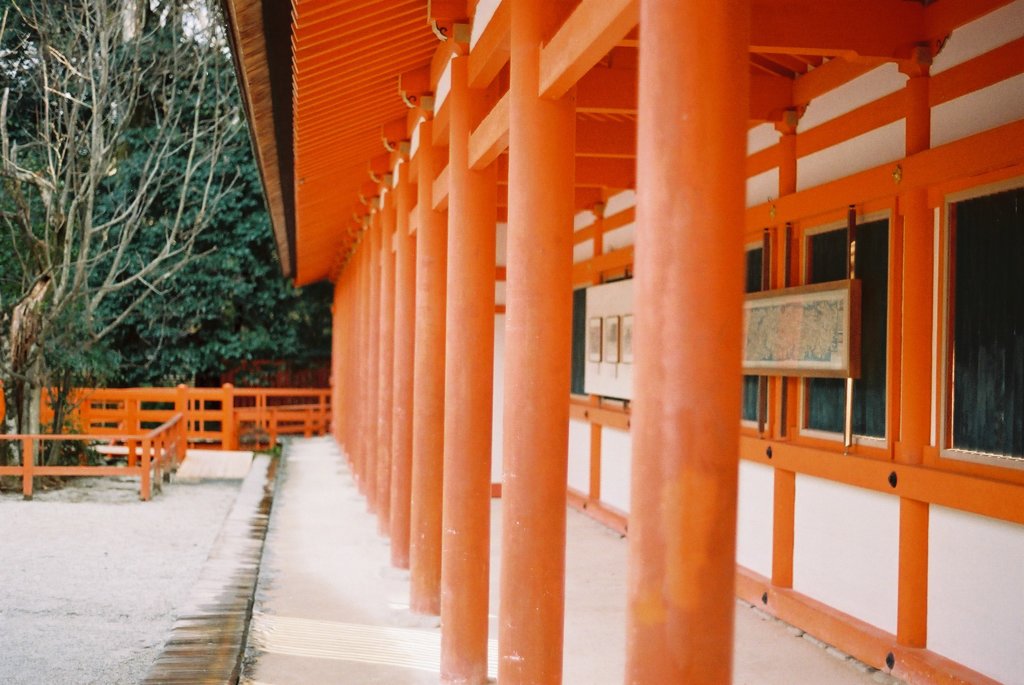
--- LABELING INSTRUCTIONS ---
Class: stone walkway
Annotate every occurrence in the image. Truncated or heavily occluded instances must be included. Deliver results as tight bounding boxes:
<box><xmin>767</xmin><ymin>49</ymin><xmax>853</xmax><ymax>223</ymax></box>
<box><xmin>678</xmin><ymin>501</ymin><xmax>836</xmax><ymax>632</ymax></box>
<box><xmin>240</xmin><ymin>437</ymin><xmax>899</xmax><ymax>684</ymax></box>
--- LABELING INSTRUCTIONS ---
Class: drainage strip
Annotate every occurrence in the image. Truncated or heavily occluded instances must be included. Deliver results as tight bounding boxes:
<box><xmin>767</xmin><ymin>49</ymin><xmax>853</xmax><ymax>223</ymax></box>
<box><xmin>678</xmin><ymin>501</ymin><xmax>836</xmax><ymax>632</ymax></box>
<box><xmin>142</xmin><ymin>453</ymin><xmax>277</xmax><ymax>684</ymax></box>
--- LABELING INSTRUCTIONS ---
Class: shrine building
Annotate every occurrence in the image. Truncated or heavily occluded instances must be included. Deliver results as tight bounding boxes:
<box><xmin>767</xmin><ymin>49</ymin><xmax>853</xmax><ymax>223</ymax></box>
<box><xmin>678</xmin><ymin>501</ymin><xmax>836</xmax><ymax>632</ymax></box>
<box><xmin>220</xmin><ymin>1</ymin><xmax>1024</xmax><ymax>682</ymax></box>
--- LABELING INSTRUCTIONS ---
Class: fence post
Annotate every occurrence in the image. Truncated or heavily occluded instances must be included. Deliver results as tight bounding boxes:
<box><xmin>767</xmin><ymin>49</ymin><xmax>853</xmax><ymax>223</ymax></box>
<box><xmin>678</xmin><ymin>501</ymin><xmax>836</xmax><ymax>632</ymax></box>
<box><xmin>127</xmin><ymin>438</ymin><xmax>138</xmax><ymax>468</ymax></box>
<box><xmin>176</xmin><ymin>414</ymin><xmax>187</xmax><ymax>468</ymax></box>
<box><xmin>319</xmin><ymin>392</ymin><xmax>327</xmax><ymax>434</ymax></box>
<box><xmin>175</xmin><ymin>384</ymin><xmax>188</xmax><ymax>451</ymax></box>
<box><xmin>22</xmin><ymin>437</ymin><xmax>33</xmax><ymax>500</ymax></box>
<box><xmin>140</xmin><ymin>439</ymin><xmax>151</xmax><ymax>501</ymax></box>
<box><xmin>222</xmin><ymin>383</ymin><xmax>236</xmax><ymax>450</ymax></box>
<box><xmin>127</xmin><ymin>397</ymin><xmax>140</xmax><ymax>434</ymax></box>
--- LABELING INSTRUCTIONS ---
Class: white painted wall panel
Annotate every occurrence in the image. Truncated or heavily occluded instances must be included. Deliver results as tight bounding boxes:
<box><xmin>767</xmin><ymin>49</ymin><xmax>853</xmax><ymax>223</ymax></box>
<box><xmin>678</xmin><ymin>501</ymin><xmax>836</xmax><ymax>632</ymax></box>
<box><xmin>470</xmin><ymin>0</ymin><xmax>502</xmax><ymax>50</ymax></box>
<box><xmin>736</xmin><ymin>461</ymin><xmax>774</xmax><ymax>578</ymax></box>
<box><xmin>746</xmin><ymin>168</ymin><xmax>780</xmax><ymax>208</ymax></box>
<box><xmin>793</xmin><ymin>475</ymin><xmax>899</xmax><ymax>634</ymax></box>
<box><xmin>800</xmin><ymin>63</ymin><xmax>906</xmax><ymax>131</ymax></box>
<box><xmin>931</xmin><ymin>0</ymin><xmax>1024</xmax><ymax>75</ymax></box>
<box><xmin>748</xmin><ymin>122</ymin><xmax>781</xmax><ymax>155</ymax></box>
<box><xmin>797</xmin><ymin>120</ymin><xmax>905</xmax><ymax>192</ymax></box>
<box><xmin>574</xmin><ymin>210</ymin><xmax>595</xmax><ymax>231</ymax></box>
<box><xmin>496</xmin><ymin>222</ymin><xmax>507</xmax><ymax>266</ymax></box>
<box><xmin>491</xmin><ymin>313</ymin><xmax>505</xmax><ymax>483</ymax></box>
<box><xmin>434</xmin><ymin>57</ymin><xmax>453</xmax><ymax>112</ymax></box>
<box><xmin>602</xmin><ymin>222</ymin><xmax>635</xmax><ymax>253</ymax></box>
<box><xmin>567</xmin><ymin>419</ymin><xmax>591</xmax><ymax>494</ymax></box>
<box><xmin>600</xmin><ymin>427</ymin><xmax>631</xmax><ymax>514</ymax></box>
<box><xmin>928</xmin><ymin>507</ymin><xmax>1024</xmax><ymax>685</ymax></box>
<box><xmin>574</xmin><ymin>239</ymin><xmax>594</xmax><ymax>264</ymax></box>
<box><xmin>605</xmin><ymin>189</ymin><xmax>636</xmax><ymax>216</ymax></box>
<box><xmin>495</xmin><ymin>280</ymin><xmax>506</xmax><ymax>306</ymax></box>
<box><xmin>931</xmin><ymin>74</ymin><xmax>1024</xmax><ymax>148</ymax></box>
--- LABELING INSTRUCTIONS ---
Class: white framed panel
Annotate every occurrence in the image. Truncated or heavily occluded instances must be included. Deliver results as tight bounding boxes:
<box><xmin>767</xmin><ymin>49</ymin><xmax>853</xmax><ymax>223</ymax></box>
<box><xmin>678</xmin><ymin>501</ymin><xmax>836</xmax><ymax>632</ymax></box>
<box><xmin>793</xmin><ymin>475</ymin><xmax>899</xmax><ymax>633</ymax></box>
<box><xmin>599</xmin><ymin>427</ymin><xmax>631</xmax><ymax>514</ymax></box>
<box><xmin>746</xmin><ymin>168</ymin><xmax>779</xmax><ymax>208</ymax></box>
<box><xmin>736</xmin><ymin>460</ymin><xmax>774</xmax><ymax>578</ymax></box>
<box><xmin>928</xmin><ymin>507</ymin><xmax>1024</xmax><ymax>685</ymax></box>
<box><xmin>567</xmin><ymin>419</ymin><xmax>591</xmax><ymax>494</ymax></box>
<box><xmin>931</xmin><ymin>74</ymin><xmax>1024</xmax><ymax>148</ymax></box>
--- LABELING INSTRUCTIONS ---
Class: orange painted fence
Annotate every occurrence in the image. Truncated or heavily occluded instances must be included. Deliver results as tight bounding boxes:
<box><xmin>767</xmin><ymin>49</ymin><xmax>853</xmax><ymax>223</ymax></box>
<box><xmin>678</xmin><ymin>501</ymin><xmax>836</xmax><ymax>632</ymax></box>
<box><xmin>0</xmin><ymin>414</ymin><xmax>186</xmax><ymax>501</ymax></box>
<box><xmin>41</xmin><ymin>386</ymin><xmax>331</xmax><ymax>451</ymax></box>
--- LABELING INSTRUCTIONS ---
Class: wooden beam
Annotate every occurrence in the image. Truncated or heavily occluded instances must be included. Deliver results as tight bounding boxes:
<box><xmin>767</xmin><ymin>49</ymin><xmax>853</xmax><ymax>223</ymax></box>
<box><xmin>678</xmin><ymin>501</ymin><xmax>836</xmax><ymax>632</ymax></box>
<box><xmin>469</xmin><ymin>91</ymin><xmax>510</xmax><ymax>169</ymax></box>
<box><xmin>433</xmin><ymin>163</ymin><xmax>450</xmax><ymax>210</ymax></box>
<box><xmin>575</xmin><ymin>118</ymin><xmax>635</xmax><ymax>158</ymax></box>
<box><xmin>750</xmin><ymin>0</ymin><xmax>923</xmax><ymax>60</ymax></box>
<box><xmin>576</xmin><ymin>67</ymin><xmax>636</xmax><ymax>113</ymax></box>
<box><xmin>538</xmin><ymin>0</ymin><xmax>638</xmax><ymax>100</ymax></box>
<box><xmin>468</xmin><ymin>1</ymin><xmax>510</xmax><ymax>88</ymax></box>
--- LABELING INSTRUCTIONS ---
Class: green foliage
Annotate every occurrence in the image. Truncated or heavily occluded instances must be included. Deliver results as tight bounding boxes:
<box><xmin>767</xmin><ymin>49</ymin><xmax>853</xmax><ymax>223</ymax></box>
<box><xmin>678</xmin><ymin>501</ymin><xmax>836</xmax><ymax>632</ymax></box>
<box><xmin>103</xmin><ymin>145</ymin><xmax>332</xmax><ymax>386</ymax></box>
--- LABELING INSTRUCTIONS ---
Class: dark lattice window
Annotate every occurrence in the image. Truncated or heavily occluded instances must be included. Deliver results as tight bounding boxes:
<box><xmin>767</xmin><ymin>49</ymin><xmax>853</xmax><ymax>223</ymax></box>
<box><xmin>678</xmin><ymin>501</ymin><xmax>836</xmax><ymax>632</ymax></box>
<box><xmin>950</xmin><ymin>188</ymin><xmax>1024</xmax><ymax>458</ymax></box>
<box><xmin>805</xmin><ymin>220</ymin><xmax>888</xmax><ymax>438</ymax></box>
<box><xmin>742</xmin><ymin>247</ymin><xmax>764</xmax><ymax>422</ymax></box>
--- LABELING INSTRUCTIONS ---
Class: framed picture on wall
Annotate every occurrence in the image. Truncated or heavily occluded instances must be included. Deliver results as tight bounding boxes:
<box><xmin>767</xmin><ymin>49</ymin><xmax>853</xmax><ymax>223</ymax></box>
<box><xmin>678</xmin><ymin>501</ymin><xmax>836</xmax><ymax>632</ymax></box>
<box><xmin>588</xmin><ymin>317</ymin><xmax>603</xmax><ymax>362</ymax></box>
<box><xmin>621</xmin><ymin>315</ymin><xmax>634</xmax><ymax>363</ymax></box>
<box><xmin>604</xmin><ymin>315</ymin><xmax>621</xmax><ymax>363</ymax></box>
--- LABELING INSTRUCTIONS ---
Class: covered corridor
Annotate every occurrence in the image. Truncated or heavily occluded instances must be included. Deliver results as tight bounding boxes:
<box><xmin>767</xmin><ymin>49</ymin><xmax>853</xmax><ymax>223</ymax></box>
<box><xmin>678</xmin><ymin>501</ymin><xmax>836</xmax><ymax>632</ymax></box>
<box><xmin>242</xmin><ymin>438</ymin><xmax>897</xmax><ymax>684</ymax></box>
<box><xmin>221</xmin><ymin>1</ymin><xmax>1024</xmax><ymax>683</ymax></box>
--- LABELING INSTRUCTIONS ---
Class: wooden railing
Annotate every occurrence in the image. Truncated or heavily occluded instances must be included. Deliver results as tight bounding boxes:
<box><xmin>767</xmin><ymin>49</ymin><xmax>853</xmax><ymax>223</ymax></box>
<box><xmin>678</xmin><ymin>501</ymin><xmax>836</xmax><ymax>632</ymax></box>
<box><xmin>41</xmin><ymin>386</ymin><xmax>330</xmax><ymax>450</ymax></box>
<box><xmin>0</xmin><ymin>414</ymin><xmax>186</xmax><ymax>501</ymax></box>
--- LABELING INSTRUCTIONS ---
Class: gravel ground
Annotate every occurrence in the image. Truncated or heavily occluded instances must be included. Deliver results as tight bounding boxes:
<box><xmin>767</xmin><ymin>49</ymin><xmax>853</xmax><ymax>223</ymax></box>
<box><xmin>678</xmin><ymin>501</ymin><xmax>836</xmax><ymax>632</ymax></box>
<box><xmin>0</xmin><ymin>476</ymin><xmax>242</xmax><ymax>685</ymax></box>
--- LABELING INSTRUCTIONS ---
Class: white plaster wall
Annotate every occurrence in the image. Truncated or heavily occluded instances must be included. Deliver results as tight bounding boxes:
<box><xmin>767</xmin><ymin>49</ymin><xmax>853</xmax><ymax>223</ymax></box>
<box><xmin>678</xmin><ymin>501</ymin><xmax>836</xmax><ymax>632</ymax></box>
<box><xmin>793</xmin><ymin>475</ymin><xmax>899</xmax><ymax>634</ymax></box>
<box><xmin>495</xmin><ymin>222</ymin><xmax>507</xmax><ymax>267</ymax></box>
<box><xmin>931</xmin><ymin>74</ymin><xmax>1024</xmax><ymax>148</ymax></box>
<box><xmin>736</xmin><ymin>460</ymin><xmax>774</xmax><ymax>578</ymax></box>
<box><xmin>602</xmin><ymin>222</ymin><xmax>635</xmax><ymax>253</ymax></box>
<box><xmin>931</xmin><ymin>0</ymin><xmax>1024</xmax><ymax>75</ymax></box>
<box><xmin>574</xmin><ymin>239</ymin><xmax>594</xmax><ymax>264</ymax></box>
<box><xmin>747</xmin><ymin>168</ymin><xmax>780</xmax><ymax>208</ymax></box>
<box><xmin>494</xmin><ymin>280</ymin><xmax>506</xmax><ymax>306</ymax></box>
<box><xmin>491</xmin><ymin>313</ymin><xmax>505</xmax><ymax>484</ymax></box>
<box><xmin>574</xmin><ymin>210</ymin><xmax>595</xmax><ymax>231</ymax></box>
<box><xmin>605</xmin><ymin>189</ymin><xmax>636</xmax><ymax>216</ymax></box>
<box><xmin>470</xmin><ymin>0</ymin><xmax>502</xmax><ymax>50</ymax></box>
<box><xmin>583</xmin><ymin>279</ymin><xmax>634</xmax><ymax>400</ymax></box>
<box><xmin>600</xmin><ymin>426</ymin><xmax>631</xmax><ymax>514</ymax></box>
<box><xmin>800</xmin><ymin>63</ymin><xmax>906</xmax><ymax>131</ymax></box>
<box><xmin>434</xmin><ymin>56</ymin><xmax>453</xmax><ymax>112</ymax></box>
<box><xmin>797</xmin><ymin>120</ymin><xmax>905</xmax><ymax>192</ymax></box>
<box><xmin>567</xmin><ymin>419</ymin><xmax>591</xmax><ymax>494</ymax></box>
<box><xmin>748</xmin><ymin>122</ymin><xmax>781</xmax><ymax>155</ymax></box>
<box><xmin>928</xmin><ymin>507</ymin><xmax>1024</xmax><ymax>685</ymax></box>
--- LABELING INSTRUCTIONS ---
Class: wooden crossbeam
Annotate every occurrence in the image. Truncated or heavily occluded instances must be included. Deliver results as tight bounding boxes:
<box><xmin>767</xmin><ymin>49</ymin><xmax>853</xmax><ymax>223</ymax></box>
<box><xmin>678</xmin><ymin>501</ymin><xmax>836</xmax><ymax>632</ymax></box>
<box><xmin>538</xmin><ymin>0</ymin><xmax>638</xmax><ymax>100</ymax></box>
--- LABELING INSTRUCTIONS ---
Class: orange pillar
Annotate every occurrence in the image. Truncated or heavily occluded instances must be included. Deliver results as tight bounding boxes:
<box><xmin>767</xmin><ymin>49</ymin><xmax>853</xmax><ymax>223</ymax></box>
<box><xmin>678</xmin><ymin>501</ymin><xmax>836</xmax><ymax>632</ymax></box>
<box><xmin>896</xmin><ymin>58</ymin><xmax>932</xmax><ymax>649</ymax></box>
<box><xmin>409</xmin><ymin>117</ymin><xmax>448</xmax><ymax>615</ymax></box>
<box><xmin>390</xmin><ymin>159</ymin><xmax>418</xmax><ymax>568</ymax></box>
<box><xmin>498</xmin><ymin>1</ymin><xmax>576</xmax><ymax>681</ymax></box>
<box><xmin>626</xmin><ymin>2</ymin><xmax>748</xmax><ymax>682</ymax></box>
<box><xmin>366</xmin><ymin>210</ymin><xmax>382</xmax><ymax>512</ymax></box>
<box><xmin>377</xmin><ymin>191</ymin><xmax>397</xmax><ymax>535</ymax></box>
<box><xmin>772</xmin><ymin>111</ymin><xmax>799</xmax><ymax>589</ymax></box>
<box><xmin>440</xmin><ymin>54</ymin><xmax>497</xmax><ymax>685</ymax></box>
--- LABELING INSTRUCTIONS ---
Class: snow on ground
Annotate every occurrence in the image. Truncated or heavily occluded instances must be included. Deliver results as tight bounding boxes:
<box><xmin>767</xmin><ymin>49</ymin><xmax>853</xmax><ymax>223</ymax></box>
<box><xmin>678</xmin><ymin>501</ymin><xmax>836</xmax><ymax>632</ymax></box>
<box><xmin>0</xmin><ymin>475</ymin><xmax>242</xmax><ymax>685</ymax></box>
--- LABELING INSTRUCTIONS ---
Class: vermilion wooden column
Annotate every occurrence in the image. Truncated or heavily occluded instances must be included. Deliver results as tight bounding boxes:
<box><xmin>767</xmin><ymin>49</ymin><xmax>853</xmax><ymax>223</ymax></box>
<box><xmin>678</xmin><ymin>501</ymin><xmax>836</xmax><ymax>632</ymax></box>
<box><xmin>627</xmin><ymin>2</ymin><xmax>748</xmax><ymax>683</ymax></box>
<box><xmin>365</xmin><ymin>209</ymin><xmax>382</xmax><ymax>512</ymax></box>
<box><xmin>377</xmin><ymin>191</ymin><xmax>397</xmax><ymax>535</ymax></box>
<box><xmin>390</xmin><ymin>160</ymin><xmax>417</xmax><ymax>568</ymax></box>
<box><xmin>409</xmin><ymin>117</ymin><xmax>448</xmax><ymax>614</ymax></box>
<box><xmin>440</xmin><ymin>54</ymin><xmax>497</xmax><ymax>685</ymax></box>
<box><xmin>499</xmin><ymin>0</ymin><xmax>576</xmax><ymax>682</ymax></box>
<box><xmin>772</xmin><ymin>112</ymin><xmax>798</xmax><ymax>590</ymax></box>
<box><xmin>896</xmin><ymin>59</ymin><xmax>932</xmax><ymax>649</ymax></box>
<box><xmin>356</xmin><ymin>229</ymin><xmax>372</xmax><ymax>485</ymax></box>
